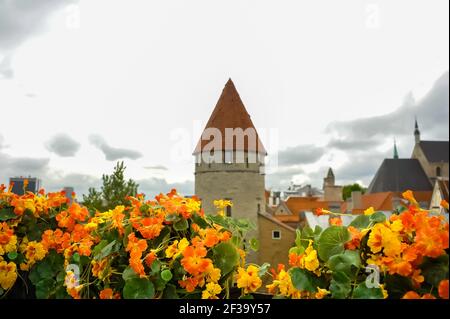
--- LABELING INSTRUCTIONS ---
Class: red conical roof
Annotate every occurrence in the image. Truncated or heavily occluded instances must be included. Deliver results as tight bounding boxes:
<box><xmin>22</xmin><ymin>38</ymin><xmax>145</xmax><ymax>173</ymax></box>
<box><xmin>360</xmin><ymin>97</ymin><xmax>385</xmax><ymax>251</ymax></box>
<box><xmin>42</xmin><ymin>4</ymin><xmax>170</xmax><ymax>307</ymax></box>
<box><xmin>193</xmin><ymin>79</ymin><xmax>267</xmax><ymax>155</ymax></box>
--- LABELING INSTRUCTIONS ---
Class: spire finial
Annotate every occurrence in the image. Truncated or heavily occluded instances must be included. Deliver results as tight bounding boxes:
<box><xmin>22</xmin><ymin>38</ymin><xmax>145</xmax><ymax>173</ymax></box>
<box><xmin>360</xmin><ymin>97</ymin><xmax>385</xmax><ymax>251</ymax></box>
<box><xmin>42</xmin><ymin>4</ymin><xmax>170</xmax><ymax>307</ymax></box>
<box><xmin>393</xmin><ymin>138</ymin><xmax>399</xmax><ymax>159</ymax></box>
<box><xmin>414</xmin><ymin>116</ymin><xmax>420</xmax><ymax>144</ymax></box>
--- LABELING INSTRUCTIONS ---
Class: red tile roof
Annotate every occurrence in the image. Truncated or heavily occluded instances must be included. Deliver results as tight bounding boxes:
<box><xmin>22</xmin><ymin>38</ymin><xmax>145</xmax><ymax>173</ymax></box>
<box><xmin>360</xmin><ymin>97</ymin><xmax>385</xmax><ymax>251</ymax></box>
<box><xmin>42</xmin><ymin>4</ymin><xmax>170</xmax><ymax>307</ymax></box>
<box><xmin>193</xmin><ymin>79</ymin><xmax>266</xmax><ymax>155</ymax></box>
<box><xmin>285</xmin><ymin>197</ymin><xmax>330</xmax><ymax>214</ymax></box>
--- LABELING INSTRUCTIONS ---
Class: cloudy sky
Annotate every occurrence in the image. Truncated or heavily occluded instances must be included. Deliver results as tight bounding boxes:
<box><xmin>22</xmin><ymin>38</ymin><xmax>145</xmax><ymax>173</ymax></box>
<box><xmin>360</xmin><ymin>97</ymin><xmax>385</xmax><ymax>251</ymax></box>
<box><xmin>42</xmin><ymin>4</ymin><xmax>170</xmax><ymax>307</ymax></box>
<box><xmin>0</xmin><ymin>0</ymin><xmax>448</xmax><ymax>197</ymax></box>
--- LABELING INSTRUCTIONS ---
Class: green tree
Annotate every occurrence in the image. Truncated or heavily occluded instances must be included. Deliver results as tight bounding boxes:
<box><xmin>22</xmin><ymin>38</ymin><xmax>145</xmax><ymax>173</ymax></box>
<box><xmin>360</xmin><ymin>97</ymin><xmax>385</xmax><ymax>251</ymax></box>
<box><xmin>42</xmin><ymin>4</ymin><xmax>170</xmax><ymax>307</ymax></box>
<box><xmin>82</xmin><ymin>161</ymin><xmax>139</xmax><ymax>211</ymax></box>
<box><xmin>342</xmin><ymin>183</ymin><xmax>366</xmax><ymax>201</ymax></box>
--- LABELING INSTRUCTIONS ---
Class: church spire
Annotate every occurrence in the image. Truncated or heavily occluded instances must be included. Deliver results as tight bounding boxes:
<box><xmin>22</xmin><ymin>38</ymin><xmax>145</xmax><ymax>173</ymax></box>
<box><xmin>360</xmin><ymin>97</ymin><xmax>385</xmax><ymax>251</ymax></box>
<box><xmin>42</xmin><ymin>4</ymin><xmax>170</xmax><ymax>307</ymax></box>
<box><xmin>414</xmin><ymin>116</ymin><xmax>420</xmax><ymax>144</ymax></box>
<box><xmin>393</xmin><ymin>139</ymin><xmax>399</xmax><ymax>159</ymax></box>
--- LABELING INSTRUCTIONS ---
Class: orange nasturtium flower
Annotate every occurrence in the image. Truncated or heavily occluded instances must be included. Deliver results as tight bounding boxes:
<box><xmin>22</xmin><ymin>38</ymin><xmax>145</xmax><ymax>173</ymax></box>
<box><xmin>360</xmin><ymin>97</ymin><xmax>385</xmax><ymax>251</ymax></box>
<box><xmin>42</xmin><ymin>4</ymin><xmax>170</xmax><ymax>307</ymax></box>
<box><xmin>236</xmin><ymin>265</ymin><xmax>262</xmax><ymax>294</ymax></box>
<box><xmin>99</xmin><ymin>288</ymin><xmax>121</xmax><ymax>299</ymax></box>
<box><xmin>441</xmin><ymin>199</ymin><xmax>449</xmax><ymax>211</ymax></box>
<box><xmin>126</xmin><ymin>233</ymin><xmax>148</xmax><ymax>277</ymax></box>
<box><xmin>0</xmin><ymin>222</ymin><xmax>17</xmax><ymax>255</ymax></box>
<box><xmin>402</xmin><ymin>190</ymin><xmax>419</xmax><ymax>207</ymax></box>
<box><xmin>180</xmin><ymin>245</ymin><xmax>212</xmax><ymax>276</ymax></box>
<box><xmin>439</xmin><ymin>280</ymin><xmax>449</xmax><ymax>299</ymax></box>
<box><xmin>329</xmin><ymin>217</ymin><xmax>342</xmax><ymax>226</ymax></box>
<box><xmin>345</xmin><ymin>226</ymin><xmax>362</xmax><ymax>250</ymax></box>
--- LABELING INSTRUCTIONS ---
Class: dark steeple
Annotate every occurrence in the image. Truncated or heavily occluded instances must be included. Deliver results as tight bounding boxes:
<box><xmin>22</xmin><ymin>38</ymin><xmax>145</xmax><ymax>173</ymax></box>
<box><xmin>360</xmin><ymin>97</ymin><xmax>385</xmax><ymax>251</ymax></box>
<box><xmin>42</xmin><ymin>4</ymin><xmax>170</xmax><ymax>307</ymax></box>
<box><xmin>393</xmin><ymin>139</ymin><xmax>399</xmax><ymax>159</ymax></box>
<box><xmin>414</xmin><ymin>117</ymin><xmax>421</xmax><ymax>144</ymax></box>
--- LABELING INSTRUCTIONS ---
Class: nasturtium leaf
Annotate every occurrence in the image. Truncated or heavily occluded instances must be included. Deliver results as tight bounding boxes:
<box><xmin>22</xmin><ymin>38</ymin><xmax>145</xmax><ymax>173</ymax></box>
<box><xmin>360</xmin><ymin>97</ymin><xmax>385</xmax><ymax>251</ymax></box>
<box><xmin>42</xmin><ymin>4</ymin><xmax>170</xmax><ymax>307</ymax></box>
<box><xmin>162</xmin><ymin>284</ymin><xmax>179</xmax><ymax>299</ymax></box>
<box><xmin>352</xmin><ymin>282</ymin><xmax>384</xmax><ymax>299</ymax></box>
<box><xmin>258</xmin><ymin>263</ymin><xmax>271</xmax><ymax>277</ymax></box>
<box><xmin>349</xmin><ymin>215</ymin><xmax>370</xmax><ymax>229</ymax></box>
<box><xmin>317</xmin><ymin>226</ymin><xmax>351</xmax><ymax>261</ymax></box>
<box><xmin>35</xmin><ymin>278</ymin><xmax>55</xmax><ymax>299</ymax></box>
<box><xmin>212</xmin><ymin>242</ymin><xmax>239</xmax><ymax>276</ymax></box>
<box><xmin>161</xmin><ymin>269</ymin><xmax>173</xmax><ymax>282</ymax></box>
<box><xmin>122</xmin><ymin>266</ymin><xmax>139</xmax><ymax>281</ymax></box>
<box><xmin>249</xmin><ymin>238</ymin><xmax>259</xmax><ymax>251</ymax></box>
<box><xmin>72</xmin><ymin>253</ymin><xmax>80</xmax><ymax>263</ymax></box>
<box><xmin>92</xmin><ymin>240</ymin><xmax>108</xmax><ymax>256</ymax></box>
<box><xmin>165</xmin><ymin>213</ymin><xmax>180</xmax><ymax>222</ymax></box>
<box><xmin>123</xmin><ymin>278</ymin><xmax>155</xmax><ymax>299</ymax></box>
<box><xmin>420</xmin><ymin>255</ymin><xmax>449</xmax><ymax>287</ymax></box>
<box><xmin>7</xmin><ymin>251</ymin><xmax>18</xmax><ymax>260</ymax></box>
<box><xmin>328</xmin><ymin>252</ymin><xmax>358</xmax><ymax>277</ymax></box>
<box><xmin>0</xmin><ymin>207</ymin><xmax>17</xmax><ymax>221</ymax></box>
<box><xmin>330</xmin><ymin>271</ymin><xmax>351</xmax><ymax>299</ymax></box>
<box><xmin>151</xmin><ymin>260</ymin><xmax>162</xmax><ymax>275</ymax></box>
<box><xmin>369</xmin><ymin>212</ymin><xmax>386</xmax><ymax>223</ymax></box>
<box><xmin>94</xmin><ymin>240</ymin><xmax>117</xmax><ymax>260</ymax></box>
<box><xmin>289</xmin><ymin>246</ymin><xmax>305</xmax><ymax>255</ymax></box>
<box><xmin>173</xmin><ymin>218</ymin><xmax>189</xmax><ymax>231</ymax></box>
<box><xmin>289</xmin><ymin>268</ymin><xmax>318</xmax><ymax>293</ymax></box>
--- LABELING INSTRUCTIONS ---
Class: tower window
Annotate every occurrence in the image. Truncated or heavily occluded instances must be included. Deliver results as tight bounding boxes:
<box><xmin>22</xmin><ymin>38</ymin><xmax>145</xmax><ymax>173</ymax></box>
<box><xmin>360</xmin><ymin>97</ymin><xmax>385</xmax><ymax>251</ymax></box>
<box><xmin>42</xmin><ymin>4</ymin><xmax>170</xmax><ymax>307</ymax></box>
<box><xmin>436</xmin><ymin>167</ymin><xmax>441</xmax><ymax>177</ymax></box>
<box><xmin>257</xmin><ymin>203</ymin><xmax>261</xmax><ymax>213</ymax></box>
<box><xmin>272</xmin><ymin>230</ymin><xmax>281</xmax><ymax>240</ymax></box>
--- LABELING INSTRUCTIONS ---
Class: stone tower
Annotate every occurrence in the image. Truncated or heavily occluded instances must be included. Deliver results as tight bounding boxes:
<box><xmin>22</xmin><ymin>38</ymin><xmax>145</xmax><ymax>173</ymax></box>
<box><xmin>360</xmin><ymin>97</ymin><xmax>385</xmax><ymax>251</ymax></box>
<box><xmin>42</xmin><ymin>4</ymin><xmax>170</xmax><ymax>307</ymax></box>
<box><xmin>323</xmin><ymin>167</ymin><xmax>335</xmax><ymax>188</ymax></box>
<box><xmin>193</xmin><ymin>79</ymin><xmax>267</xmax><ymax>263</ymax></box>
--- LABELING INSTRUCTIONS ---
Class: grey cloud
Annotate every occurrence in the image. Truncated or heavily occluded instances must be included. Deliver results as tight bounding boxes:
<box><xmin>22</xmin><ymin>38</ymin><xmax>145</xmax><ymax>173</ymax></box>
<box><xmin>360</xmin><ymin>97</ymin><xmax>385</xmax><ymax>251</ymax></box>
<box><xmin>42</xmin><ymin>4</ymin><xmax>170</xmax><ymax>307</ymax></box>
<box><xmin>0</xmin><ymin>0</ymin><xmax>76</xmax><ymax>51</ymax></box>
<box><xmin>266</xmin><ymin>166</ymin><xmax>305</xmax><ymax>189</ymax></box>
<box><xmin>327</xmin><ymin>137</ymin><xmax>382</xmax><ymax>151</ymax></box>
<box><xmin>143</xmin><ymin>165</ymin><xmax>168</xmax><ymax>171</ymax></box>
<box><xmin>45</xmin><ymin>133</ymin><xmax>81</xmax><ymax>157</ymax></box>
<box><xmin>0</xmin><ymin>152</ymin><xmax>49</xmax><ymax>182</ymax></box>
<box><xmin>326</xmin><ymin>71</ymin><xmax>449</xmax><ymax>143</ymax></box>
<box><xmin>89</xmin><ymin>134</ymin><xmax>142</xmax><ymax>161</ymax></box>
<box><xmin>277</xmin><ymin>144</ymin><xmax>325</xmax><ymax>166</ymax></box>
<box><xmin>0</xmin><ymin>0</ymin><xmax>77</xmax><ymax>79</ymax></box>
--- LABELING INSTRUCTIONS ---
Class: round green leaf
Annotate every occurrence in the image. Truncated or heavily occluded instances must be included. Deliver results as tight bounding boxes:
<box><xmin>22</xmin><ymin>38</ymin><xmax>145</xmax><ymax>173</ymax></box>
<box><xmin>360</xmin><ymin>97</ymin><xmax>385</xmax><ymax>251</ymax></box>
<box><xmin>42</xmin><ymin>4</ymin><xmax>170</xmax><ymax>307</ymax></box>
<box><xmin>249</xmin><ymin>238</ymin><xmax>259</xmax><ymax>251</ymax></box>
<box><xmin>289</xmin><ymin>268</ymin><xmax>318</xmax><ymax>293</ymax></box>
<box><xmin>161</xmin><ymin>269</ymin><xmax>173</xmax><ymax>282</ymax></box>
<box><xmin>349</xmin><ymin>215</ymin><xmax>370</xmax><ymax>229</ymax></box>
<box><xmin>352</xmin><ymin>282</ymin><xmax>384</xmax><ymax>299</ymax></box>
<box><xmin>7</xmin><ymin>251</ymin><xmax>18</xmax><ymax>260</ymax></box>
<box><xmin>123</xmin><ymin>278</ymin><xmax>155</xmax><ymax>299</ymax></box>
<box><xmin>369</xmin><ymin>212</ymin><xmax>386</xmax><ymax>223</ymax></box>
<box><xmin>122</xmin><ymin>266</ymin><xmax>139</xmax><ymax>281</ymax></box>
<box><xmin>173</xmin><ymin>218</ymin><xmax>188</xmax><ymax>231</ymax></box>
<box><xmin>212</xmin><ymin>242</ymin><xmax>239</xmax><ymax>276</ymax></box>
<box><xmin>317</xmin><ymin>226</ymin><xmax>351</xmax><ymax>261</ymax></box>
<box><xmin>0</xmin><ymin>207</ymin><xmax>17</xmax><ymax>221</ymax></box>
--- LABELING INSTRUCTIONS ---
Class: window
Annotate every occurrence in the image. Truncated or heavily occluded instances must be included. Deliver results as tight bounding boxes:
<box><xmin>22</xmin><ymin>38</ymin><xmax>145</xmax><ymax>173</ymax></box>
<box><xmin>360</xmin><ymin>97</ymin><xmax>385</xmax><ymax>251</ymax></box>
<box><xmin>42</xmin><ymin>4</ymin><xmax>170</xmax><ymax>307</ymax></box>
<box><xmin>257</xmin><ymin>203</ymin><xmax>261</xmax><ymax>213</ymax></box>
<box><xmin>224</xmin><ymin>151</ymin><xmax>233</xmax><ymax>164</ymax></box>
<box><xmin>436</xmin><ymin>166</ymin><xmax>441</xmax><ymax>177</ymax></box>
<box><xmin>272</xmin><ymin>230</ymin><xmax>281</xmax><ymax>240</ymax></box>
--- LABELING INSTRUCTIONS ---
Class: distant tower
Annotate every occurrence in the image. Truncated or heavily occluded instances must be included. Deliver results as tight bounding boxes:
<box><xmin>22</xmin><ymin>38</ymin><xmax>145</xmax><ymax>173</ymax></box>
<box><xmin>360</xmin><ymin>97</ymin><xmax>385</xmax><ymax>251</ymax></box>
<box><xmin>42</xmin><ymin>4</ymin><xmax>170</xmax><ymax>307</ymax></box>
<box><xmin>393</xmin><ymin>139</ymin><xmax>399</xmax><ymax>159</ymax></box>
<box><xmin>193</xmin><ymin>79</ymin><xmax>266</xmax><ymax>263</ymax></box>
<box><xmin>414</xmin><ymin>117</ymin><xmax>421</xmax><ymax>144</ymax></box>
<box><xmin>323</xmin><ymin>167</ymin><xmax>335</xmax><ymax>189</ymax></box>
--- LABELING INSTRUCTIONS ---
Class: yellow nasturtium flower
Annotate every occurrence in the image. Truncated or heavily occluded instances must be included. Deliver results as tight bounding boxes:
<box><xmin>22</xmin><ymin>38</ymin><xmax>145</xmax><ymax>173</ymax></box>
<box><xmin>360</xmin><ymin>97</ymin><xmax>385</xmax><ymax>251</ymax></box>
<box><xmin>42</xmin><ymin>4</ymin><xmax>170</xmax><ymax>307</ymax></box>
<box><xmin>202</xmin><ymin>282</ymin><xmax>222</xmax><ymax>299</ymax></box>
<box><xmin>364</xmin><ymin>207</ymin><xmax>375</xmax><ymax>216</ymax></box>
<box><xmin>165</xmin><ymin>238</ymin><xmax>189</xmax><ymax>259</ymax></box>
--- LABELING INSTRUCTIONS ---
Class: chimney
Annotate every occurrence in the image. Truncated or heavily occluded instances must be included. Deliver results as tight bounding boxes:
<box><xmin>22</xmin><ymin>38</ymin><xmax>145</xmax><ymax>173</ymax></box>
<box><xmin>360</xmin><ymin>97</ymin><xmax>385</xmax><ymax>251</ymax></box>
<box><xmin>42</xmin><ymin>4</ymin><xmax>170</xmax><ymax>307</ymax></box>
<box><xmin>351</xmin><ymin>191</ymin><xmax>363</xmax><ymax>210</ymax></box>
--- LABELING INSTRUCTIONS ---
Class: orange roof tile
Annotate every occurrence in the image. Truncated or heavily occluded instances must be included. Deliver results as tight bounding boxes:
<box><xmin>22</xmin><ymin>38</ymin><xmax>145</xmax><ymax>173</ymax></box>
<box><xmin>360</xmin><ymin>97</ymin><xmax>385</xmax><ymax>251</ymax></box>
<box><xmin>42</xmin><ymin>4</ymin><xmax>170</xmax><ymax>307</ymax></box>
<box><xmin>285</xmin><ymin>197</ymin><xmax>329</xmax><ymax>214</ymax></box>
<box><xmin>193</xmin><ymin>79</ymin><xmax>266</xmax><ymax>155</ymax></box>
